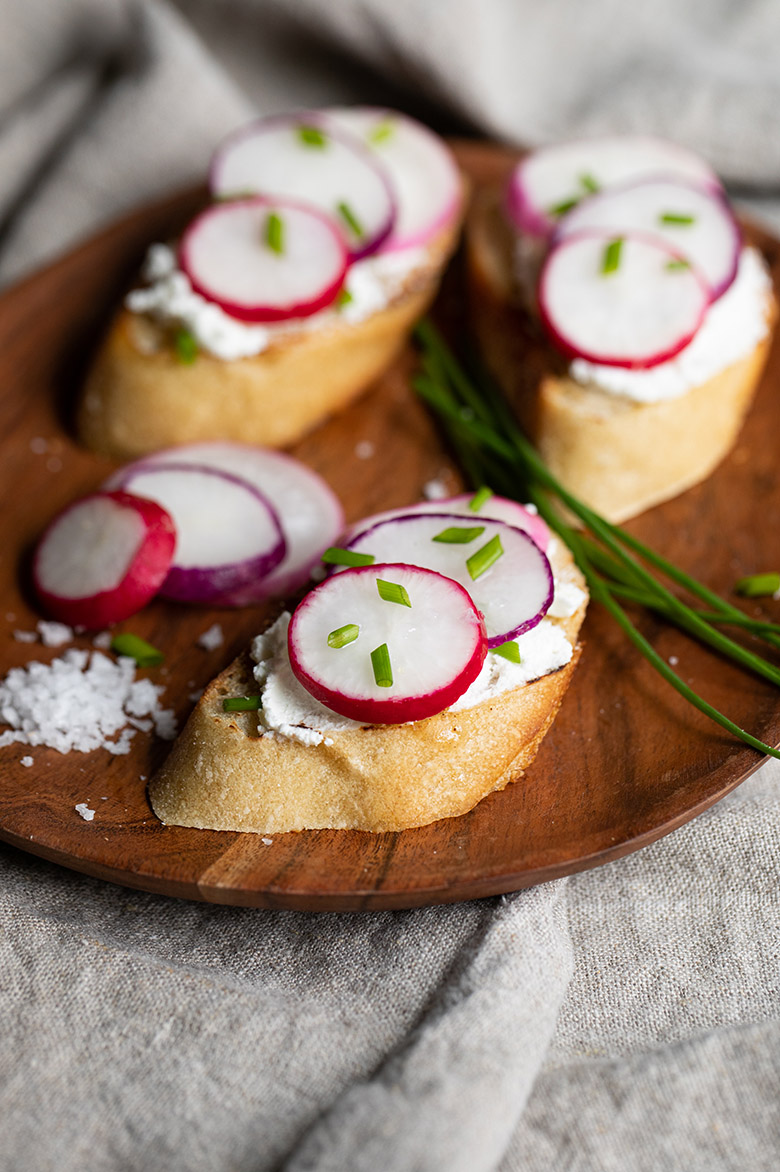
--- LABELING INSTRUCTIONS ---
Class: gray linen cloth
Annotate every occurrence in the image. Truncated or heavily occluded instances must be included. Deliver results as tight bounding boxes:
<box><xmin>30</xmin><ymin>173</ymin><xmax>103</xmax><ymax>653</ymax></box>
<box><xmin>2</xmin><ymin>3</ymin><xmax>780</xmax><ymax>1169</ymax></box>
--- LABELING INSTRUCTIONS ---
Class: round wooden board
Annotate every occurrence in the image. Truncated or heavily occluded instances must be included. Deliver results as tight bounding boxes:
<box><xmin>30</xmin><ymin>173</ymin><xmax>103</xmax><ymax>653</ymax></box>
<box><xmin>0</xmin><ymin>141</ymin><xmax>779</xmax><ymax>911</ymax></box>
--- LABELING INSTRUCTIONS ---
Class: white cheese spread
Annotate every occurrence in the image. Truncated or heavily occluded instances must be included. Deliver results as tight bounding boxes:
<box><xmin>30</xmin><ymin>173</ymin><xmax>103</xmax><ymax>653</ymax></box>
<box><xmin>126</xmin><ymin>242</ymin><xmax>426</xmax><ymax>362</ymax></box>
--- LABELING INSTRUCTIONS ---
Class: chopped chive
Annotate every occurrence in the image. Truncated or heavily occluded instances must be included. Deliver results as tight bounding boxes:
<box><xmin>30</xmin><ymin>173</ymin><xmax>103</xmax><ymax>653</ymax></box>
<box><xmin>432</xmin><ymin>525</ymin><xmax>486</xmax><ymax>544</ymax></box>
<box><xmin>327</xmin><ymin>623</ymin><xmax>360</xmax><ymax>649</ymax></box>
<box><xmin>298</xmin><ymin>124</ymin><xmax>327</xmax><ymax>147</ymax></box>
<box><xmin>376</xmin><ymin>578</ymin><xmax>411</xmax><ymax>607</ymax></box>
<box><xmin>580</xmin><ymin>173</ymin><xmax>600</xmax><ymax>194</ymax></box>
<box><xmin>601</xmin><ymin>237</ymin><xmax>623</xmax><ymax>275</ymax></box>
<box><xmin>491</xmin><ymin>641</ymin><xmax>522</xmax><ymax>664</ymax></box>
<box><xmin>735</xmin><ymin>572</ymin><xmax>780</xmax><ymax>598</ymax></box>
<box><xmin>469</xmin><ymin>486</ymin><xmax>493</xmax><ymax>513</ymax></box>
<box><xmin>265</xmin><ymin>212</ymin><xmax>284</xmax><ymax>254</ymax></box>
<box><xmin>337</xmin><ymin>201</ymin><xmax>363</xmax><ymax>239</ymax></box>
<box><xmin>335</xmin><ymin>287</ymin><xmax>354</xmax><ymax>309</ymax></box>
<box><xmin>222</xmin><ymin>696</ymin><xmax>262</xmax><ymax>712</ymax></box>
<box><xmin>467</xmin><ymin>534</ymin><xmax>504</xmax><ymax>580</ymax></box>
<box><xmin>173</xmin><ymin>327</ymin><xmax>198</xmax><ymax>364</ymax></box>
<box><xmin>660</xmin><ymin>211</ymin><xmax>695</xmax><ymax>225</ymax></box>
<box><xmin>369</xmin><ymin>119</ymin><xmax>395</xmax><ymax>145</ymax></box>
<box><xmin>666</xmin><ymin>258</ymin><xmax>690</xmax><ymax>271</ymax></box>
<box><xmin>370</xmin><ymin>643</ymin><xmax>393</xmax><ymax>688</ymax></box>
<box><xmin>322</xmin><ymin>547</ymin><xmax>375</xmax><ymax>567</ymax></box>
<box><xmin>549</xmin><ymin>196</ymin><xmax>579</xmax><ymax>217</ymax></box>
<box><xmin>111</xmin><ymin>633</ymin><xmax>164</xmax><ymax>667</ymax></box>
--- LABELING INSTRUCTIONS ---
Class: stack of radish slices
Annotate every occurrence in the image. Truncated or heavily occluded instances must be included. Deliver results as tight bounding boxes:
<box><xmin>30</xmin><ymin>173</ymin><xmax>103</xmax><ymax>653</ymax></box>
<box><xmin>32</xmin><ymin>445</ymin><xmax>344</xmax><ymax>628</ymax></box>
<box><xmin>174</xmin><ymin>109</ymin><xmax>461</xmax><ymax>326</ymax></box>
<box><xmin>505</xmin><ymin>137</ymin><xmax>742</xmax><ymax>368</ymax></box>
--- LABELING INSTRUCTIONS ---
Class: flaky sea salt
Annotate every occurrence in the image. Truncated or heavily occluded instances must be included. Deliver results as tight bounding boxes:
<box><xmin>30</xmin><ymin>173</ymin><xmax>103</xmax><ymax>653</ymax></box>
<box><xmin>37</xmin><ymin>620</ymin><xmax>73</xmax><ymax>647</ymax></box>
<box><xmin>197</xmin><ymin>623</ymin><xmax>224</xmax><ymax>651</ymax></box>
<box><xmin>75</xmin><ymin>803</ymin><xmax>95</xmax><ymax>821</ymax></box>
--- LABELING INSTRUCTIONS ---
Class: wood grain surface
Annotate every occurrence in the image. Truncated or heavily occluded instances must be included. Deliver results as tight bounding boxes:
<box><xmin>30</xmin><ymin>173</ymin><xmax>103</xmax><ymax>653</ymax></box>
<box><xmin>0</xmin><ymin>141</ymin><xmax>779</xmax><ymax>911</ymax></box>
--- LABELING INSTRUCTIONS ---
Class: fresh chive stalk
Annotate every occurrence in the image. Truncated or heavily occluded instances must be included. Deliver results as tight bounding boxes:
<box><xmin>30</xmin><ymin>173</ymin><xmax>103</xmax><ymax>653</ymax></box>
<box><xmin>433</xmin><ymin>525</ymin><xmax>486</xmax><ymax>544</ymax></box>
<box><xmin>660</xmin><ymin>211</ymin><xmax>695</xmax><ymax>225</ymax></box>
<box><xmin>492</xmin><ymin>641</ymin><xmax>522</xmax><ymax>664</ymax></box>
<box><xmin>265</xmin><ymin>212</ymin><xmax>284</xmax><ymax>254</ymax></box>
<box><xmin>376</xmin><ymin>579</ymin><xmax>412</xmax><ymax>607</ymax></box>
<box><xmin>336</xmin><ymin>287</ymin><xmax>354</xmax><ymax>309</ymax></box>
<box><xmin>467</xmin><ymin>535</ymin><xmax>504</xmax><ymax>581</ymax></box>
<box><xmin>580</xmin><ymin>173</ymin><xmax>600</xmax><ymax>193</ymax></box>
<box><xmin>735</xmin><ymin>572</ymin><xmax>780</xmax><ymax>598</ymax></box>
<box><xmin>469</xmin><ymin>486</ymin><xmax>494</xmax><ymax>512</ymax></box>
<box><xmin>174</xmin><ymin>327</ymin><xmax>198</xmax><ymax>364</ymax></box>
<box><xmin>601</xmin><ymin>237</ymin><xmax>623</xmax><ymax>275</ymax></box>
<box><xmin>337</xmin><ymin>201</ymin><xmax>363</xmax><ymax>238</ymax></box>
<box><xmin>327</xmin><ymin>623</ymin><xmax>360</xmax><ymax>649</ymax></box>
<box><xmin>549</xmin><ymin>196</ymin><xmax>579</xmax><ymax>217</ymax></box>
<box><xmin>298</xmin><ymin>125</ymin><xmax>327</xmax><ymax>147</ymax></box>
<box><xmin>666</xmin><ymin>258</ymin><xmax>690</xmax><ymax>271</ymax></box>
<box><xmin>222</xmin><ymin>696</ymin><xmax>262</xmax><ymax>712</ymax></box>
<box><xmin>371</xmin><ymin>643</ymin><xmax>393</xmax><ymax>688</ymax></box>
<box><xmin>111</xmin><ymin>633</ymin><xmax>164</xmax><ymax>667</ymax></box>
<box><xmin>322</xmin><ymin>547</ymin><xmax>375</xmax><ymax>567</ymax></box>
<box><xmin>369</xmin><ymin>119</ymin><xmax>395</xmax><ymax>145</ymax></box>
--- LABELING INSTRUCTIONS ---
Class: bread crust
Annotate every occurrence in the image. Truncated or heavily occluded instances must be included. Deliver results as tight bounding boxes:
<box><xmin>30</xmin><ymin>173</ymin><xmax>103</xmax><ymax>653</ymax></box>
<box><xmin>467</xmin><ymin>188</ymin><xmax>777</xmax><ymax>524</ymax></box>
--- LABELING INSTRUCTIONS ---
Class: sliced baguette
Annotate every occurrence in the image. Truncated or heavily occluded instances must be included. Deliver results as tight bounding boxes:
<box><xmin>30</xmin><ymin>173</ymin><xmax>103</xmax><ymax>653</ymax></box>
<box><xmin>148</xmin><ymin>539</ymin><xmax>587</xmax><ymax>834</ymax></box>
<box><xmin>467</xmin><ymin>187</ymin><xmax>776</xmax><ymax>524</ymax></box>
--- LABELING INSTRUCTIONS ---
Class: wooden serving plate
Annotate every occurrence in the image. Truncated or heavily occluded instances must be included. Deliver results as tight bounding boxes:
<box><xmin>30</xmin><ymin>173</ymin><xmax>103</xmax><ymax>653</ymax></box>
<box><xmin>1</xmin><ymin>142</ymin><xmax>779</xmax><ymax>911</ymax></box>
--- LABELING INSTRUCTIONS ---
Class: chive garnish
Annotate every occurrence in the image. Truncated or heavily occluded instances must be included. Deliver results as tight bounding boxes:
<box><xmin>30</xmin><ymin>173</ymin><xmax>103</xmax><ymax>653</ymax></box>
<box><xmin>467</xmin><ymin>535</ymin><xmax>504</xmax><ymax>581</ymax></box>
<box><xmin>265</xmin><ymin>212</ymin><xmax>284</xmax><ymax>254</ymax></box>
<box><xmin>335</xmin><ymin>287</ymin><xmax>354</xmax><ymax>309</ymax></box>
<box><xmin>601</xmin><ymin>237</ymin><xmax>623</xmax><ymax>275</ymax></box>
<box><xmin>376</xmin><ymin>579</ymin><xmax>411</xmax><ymax>607</ymax></box>
<box><xmin>735</xmin><ymin>573</ymin><xmax>780</xmax><ymax>598</ymax></box>
<box><xmin>549</xmin><ymin>196</ymin><xmax>579</xmax><ymax>217</ymax></box>
<box><xmin>660</xmin><ymin>212</ymin><xmax>695</xmax><ymax>225</ymax></box>
<box><xmin>492</xmin><ymin>641</ymin><xmax>522</xmax><ymax>664</ymax></box>
<box><xmin>322</xmin><ymin>547</ymin><xmax>375</xmax><ymax>567</ymax></box>
<box><xmin>433</xmin><ymin>526</ymin><xmax>486</xmax><ymax>544</ymax></box>
<box><xmin>111</xmin><ymin>633</ymin><xmax>164</xmax><ymax>667</ymax></box>
<box><xmin>327</xmin><ymin>623</ymin><xmax>360</xmax><ymax>649</ymax></box>
<box><xmin>222</xmin><ymin>696</ymin><xmax>262</xmax><ymax>712</ymax></box>
<box><xmin>174</xmin><ymin>327</ymin><xmax>198</xmax><ymax>364</ymax></box>
<box><xmin>371</xmin><ymin>643</ymin><xmax>393</xmax><ymax>688</ymax></box>
<box><xmin>298</xmin><ymin>124</ymin><xmax>327</xmax><ymax>147</ymax></box>
<box><xmin>469</xmin><ymin>486</ymin><xmax>493</xmax><ymax>513</ymax></box>
<box><xmin>580</xmin><ymin>173</ymin><xmax>600</xmax><ymax>194</ymax></box>
<box><xmin>337</xmin><ymin>201</ymin><xmax>363</xmax><ymax>238</ymax></box>
<box><xmin>369</xmin><ymin>119</ymin><xmax>395</xmax><ymax>145</ymax></box>
<box><xmin>666</xmin><ymin>258</ymin><xmax>690</xmax><ymax>271</ymax></box>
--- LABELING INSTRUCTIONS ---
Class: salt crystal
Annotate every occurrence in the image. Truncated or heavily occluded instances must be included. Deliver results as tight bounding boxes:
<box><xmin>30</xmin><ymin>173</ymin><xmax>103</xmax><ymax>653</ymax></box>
<box><xmin>197</xmin><ymin>623</ymin><xmax>224</xmax><ymax>651</ymax></box>
<box><xmin>668</xmin><ymin>655</ymin><xmax>679</xmax><ymax>666</ymax></box>
<box><xmin>355</xmin><ymin>441</ymin><xmax>375</xmax><ymax>460</ymax></box>
<box><xmin>20</xmin><ymin>756</ymin><xmax>33</xmax><ymax>767</ymax></box>
<box><xmin>75</xmin><ymin>803</ymin><xmax>95</xmax><ymax>821</ymax></box>
<box><xmin>37</xmin><ymin>620</ymin><xmax>73</xmax><ymax>647</ymax></box>
<box><xmin>261</xmin><ymin>837</ymin><xmax>273</xmax><ymax>846</ymax></box>
<box><xmin>423</xmin><ymin>477</ymin><xmax>449</xmax><ymax>500</ymax></box>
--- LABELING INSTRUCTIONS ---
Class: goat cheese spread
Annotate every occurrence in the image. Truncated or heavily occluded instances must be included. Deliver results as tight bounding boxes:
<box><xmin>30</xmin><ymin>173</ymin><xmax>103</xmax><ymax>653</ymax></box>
<box><xmin>126</xmin><ymin>242</ymin><xmax>426</xmax><ymax>361</ymax></box>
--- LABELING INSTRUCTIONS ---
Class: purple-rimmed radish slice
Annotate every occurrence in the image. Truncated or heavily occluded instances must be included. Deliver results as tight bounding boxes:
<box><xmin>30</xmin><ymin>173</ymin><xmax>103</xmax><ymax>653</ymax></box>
<box><xmin>32</xmin><ymin>491</ymin><xmax>176</xmax><ymax>630</ymax></box>
<box><xmin>506</xmin><ymin>136</ymin><xmax>721</xmax><ymax>240</ymax></box>
<box><xmin>209</xmin><ymin>115</ymin><xmax>396</xmax><ymax>259</ymax></box>
<box><xmin>346</xmin><ymin>494</ymin><xmax>550</xmax><ymax>551</ymax></box>
<box><xmin>110</xmin><ymin>442</ymin><xmax>344</xmax><ymax>601</ymax></box>
<box><xmin>554</xmin><ymin>178</ymin><xmax>740</xmax><ymax>299</ymax></box>
<box><xmin>179</xmin><ymin>198</ymin><xmax>348</xmax><ymax>323</ymax></box>
<box><xmin>116</xmin><ymin>463</ymin><xmax>285</xmax><ymax>605</ymax></box>
<box><xmin>539</xmin><ymin>231</ymin><xmax>709</xmax><ymax>369</ymax></box>
<box><xmin>288</xmin><ymin>563</ymin><xmax>487</xmax><ymax>724</ymax></box>
<box><xmin>335</xmin><ymin>513</ymin><xmax>553</xmax><ymax>647</ymax></box>
<box><xmin>324</xmin><ymin>107</ymin><xmax>461</xmax><ymax>251</ymax></box>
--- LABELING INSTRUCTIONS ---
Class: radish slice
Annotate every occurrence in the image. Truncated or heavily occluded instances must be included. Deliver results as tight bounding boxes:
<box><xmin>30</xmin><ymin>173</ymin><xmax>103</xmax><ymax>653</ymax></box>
<box><xmin>506</xmin><ymin>136</ymin><xmax>721</xmax><ymax>239</ymax></box>
<box><xmin>539</xmin><ymin>231</ymin><xmax>709</xmax><ymax>368</ymax></box>
<box><xmin>338</xmin><ymin>513</ymin><xmax>553</xmax><ymax>647</ymax></box>
<box><xmin>179</xmin><ymin>198</ymin><xmax>348</xmax><ymax>323</ymax></box>
<box><xmin>32</xmin><ymin>491</ymin><xmax>176</xmax><ymax>629</ymax></box>
<box><xmin>553</xmin><ymin>178</ymin><xmax>741</xmax><ymax>300</ymax></box>
<box><xmin>116</xmin><ymin>463</ymin><xmax>285</xmax><ymax>605</ymax></box>
<box><xmin>324</xmin><ymin>107</ymin><xmax>462</xmax><ymax>251</ymax></box>
<box><xmin>288</xmin><ymin>563</ymin><xmax>487</xmax><ymax>724</ymax></box>
<box><xmin>111</xmin><ymin>443</ymin><xmax>344</xmax><ymax>602</ymax></box>
<box><xmin>346</xmin><ymin>494</ymin><xmax>550</xmax><ymax>551</ymax></box>
<box><xmin>209</xmin><ymin>115</ymin><xmax>396</xmax><ymax>260</ymax></box>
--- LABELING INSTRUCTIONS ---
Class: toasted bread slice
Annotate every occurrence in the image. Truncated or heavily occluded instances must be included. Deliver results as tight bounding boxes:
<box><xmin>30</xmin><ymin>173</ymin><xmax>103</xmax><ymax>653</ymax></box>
<box><xmin>148</xmin><ymin>539</ymin><xmax>587</xmax><ymax>834</ymax></box>
<box><xmin>467</xmin><ymin>188</ymin><xmax>776</xmax><ymax>524</ymax></box>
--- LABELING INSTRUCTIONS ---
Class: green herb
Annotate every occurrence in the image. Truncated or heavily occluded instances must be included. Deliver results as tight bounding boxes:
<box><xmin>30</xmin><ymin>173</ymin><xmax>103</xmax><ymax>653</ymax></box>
<box><xmin>327</xmin><ymin>623</ymin><xmax>360</xmax><ymax>649</ymax></box>
<box><xmin>335</xmin><ymin>287</ymin><xmax>354</xmax><ymax>309</ymax></box>
<box><xmin>735</xmin><ymin>572</ymin><xmax>780</xmax><ymax>598</ymax></box>
<box><xmin>433</xmin><ymin>525</ymin><xmax>486</xmax><ymax>544</ymax></box>
<box><xmin>111</xmin><ymin>633</ymin><xmax>164</xmax><ymax>667</ymax></box>
<box><xmin>492</xmin><ymin>641</ymin><xmax>522</xmax><ymax>664</ymax></box>
<box><xmin>337</xmin><ymin>201</ymin><xmax>363</xmax><ymax>239</ymax></box>
<box><xmin>601</xmin><ymin>237</ymin><xmax>623</xmax><ymax>275</ymax></box>
<box><xmin>580</xmin><ymin>173</ymin><xmax>600</xmax><ymax>194</ymax></box>
<box><xmin>660</xmin><ymin>211</ymin><xmax>695</xmax><ymax>226</ymax></box>
<box><xmin>371</xmin><ymin>643</ymin><xmax>393</xmax><ymax>688</ymax></box>
<box><xmin>412</xmin><ymin>318</ymin><xmax>780</xmax><ymax>761</ymax></box>
<box><xmin>369</xmin><ymin>119</ymin><xmax>395</xmax><ymax>145</ymax></box>
<box><xmin>222</xmin><ymin>696</ymin><xmax>262</xmax><ymax>712</ymax></box>
<box><xmin>174</xmin><ymin>327</ymin><xmax>198</xmax><ymax>364</ymax></box>
<box><xmin>549</xmin><ymin>196</ymin><xmax>580</xmax><ymax>217</ymax></box>
<box><xmin>469</xmin><ymin>486</ymin><xmax>493</xmax><ymax>513</ymax></box>
<box><xmin>376</xmin><ymin>579</ymin><xmax>412</xmax><ymax>607</ymax></box>
<box><xmin>298</xmin><ymin>124</ymin><xmax>327</xmax><ymax>147</ymax></box>
<box><xmin>666</xmin><ymin>258</ymin><xmax>690</xmax><ymax>271</ymax></box>
<box><xmin>467</xmin><ymin>534</ymin><xmax>504</xmax><ymax>581</ymax></box>
<box><xmin>265</xmin><ymin>211</ymin><xmax>284</xmax><ymax>254</ymax></box>
<box><xmin>322</xmin><ymin>547</ymin><xmax>375</xmax><ymax>567</ymax></box>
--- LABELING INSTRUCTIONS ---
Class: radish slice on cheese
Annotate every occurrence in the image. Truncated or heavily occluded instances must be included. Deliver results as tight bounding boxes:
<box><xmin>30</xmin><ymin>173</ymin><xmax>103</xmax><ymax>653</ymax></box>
<box><xmin>324</xmin><ymin>107</ymin><xmax>462</xmax><ymax>251</ymax></box>
<box><xmin>553</xmin><ymin>178</ymin><xmax>741</xmax><ymax>299</ymax></box>
<box><xmin>179</xmin><ymin>197</ymin><xmax>348</xmax><ymax>323</ymax></box>
<box><xmin>506</xmin><ymin>136</ymin><xmax>721</xmax><ymax>240</ymax></box>
<box><xmin>538</xmin><ymin>231</ymin><xmax>709</xmax><ymax>368</ymax></box>
<box><xmin>337</xmin><ymin>513</ymin><xmax>554</xmax><ymax>647</ymax></box>
<box><xmin>32</xmin><ymin>490</ymin><xmax>176</xmax><ymax>629</ymax></box>
<box><xmin>209</xmin><ymin>115</ymin><xmax>396</xmax><ymax>259</ymax></box>
<box><xmin>288</xmin><ymin>563</ymin><xmax>487</xmax><ymax>724</ymax></box>
<box><xmin>346</xmin><ymin>493</ymin><xmax>550</xmax><ymax>551</ymax></box>
<box><xmin>116</xmin><ymin>463</ymin><xmax>285</xmax><ymax>605</ymax></box>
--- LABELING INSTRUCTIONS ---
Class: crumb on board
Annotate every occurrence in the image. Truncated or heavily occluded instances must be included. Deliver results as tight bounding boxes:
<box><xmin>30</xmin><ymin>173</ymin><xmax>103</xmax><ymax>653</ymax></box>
<box><xmin>13</xmin><ymin>630</ymin><xmax>37</xmax><ymax>644</ymax></box>
<box><xmin>93</xmin><ymin>631</ymin><xmax>112</xmax><ymax>650</ymax></box>
<box><xmin>75</xmin><ymin>803</ymin><xmax>95</xmax><ymax>822</ymax></box>
<box><xmin>29</xmin><ymin>437</ymin><xmax>48</xmax><ymax>455</ymax></box>
<box><xmin>355</xmin><ymin>440</ymin><xmax>375</xmax><ymax>460</ymax></box>
<box><xmin>261</xmin><ymin>837</ymin><xmax>273</xmax><ymax>846</ymax></box>
<box><xmin>197</xmin><ymin>623</ymin><xmax>224</xmax><ymax>651</ymax></box>
<box><xmin>422</xmin><ymin>477</ymin><xmax>450</xmax><ymax>500</ymax></box>
<box><xmin>20</xmin><ymin>756</ymin><xmax>33</xmax><ymax>768</ymax></box>
<box><xmin>37</xmin><ymin>620</ymin><xmax>73</xmax><ymax>647</ymax></box>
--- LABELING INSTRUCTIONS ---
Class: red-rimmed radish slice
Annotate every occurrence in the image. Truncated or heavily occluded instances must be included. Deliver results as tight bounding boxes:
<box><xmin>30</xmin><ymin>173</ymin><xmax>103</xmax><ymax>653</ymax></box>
<box><xmin>209</xmin><ymin>115</ymin><xmax>396</xmax><ymax>259</ymax></box>
<box><xmin>111</xmin><ymin>443</ymin><xmax>344</xmax><ymax>601</ymax></box>
<box><xmin>337</xmin><ymin>513</ymin><xmax>553</xmax><ymax>647</ymax></box>
<box><xmin>288</xmin><ymin>563</ymin><xmax>487</xmax><ymax>724</ymax></box>
<box><xmin>116</xmin><ymin>463</ymin><xmax>285</xmax><ymax>605</ymax></box>
<box><xmin>553</xmin><ymin>178</ymin><xmax>741</xmax><ymax>300</ymax></box>
<box><xmin>179</xmin><ymin>198</ymin><xmax>348</xmax><ymax>323</ymax></box>
<box><xmin>346</xmin><ymin>494</ymin><xmax>550</xmax><ymax>551</ymax></box>
<box><xmin>32</xmin><ymin>491</ymin><xmax>176</xmax><ymax>629</ymax></box>
<box><xmin>324</xmin><ymin>107</ymin><xmax>461</xmax><ymax>251</ymax></box>
<box><xmin>506</xmin><ymin>136</ymin><xmax>721</xmax><ymax>239</ymax></box>
<box><xmin>539</xmin><ymin>231</ymin><xmax>709</xmax><ymax>368</ymax></box>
